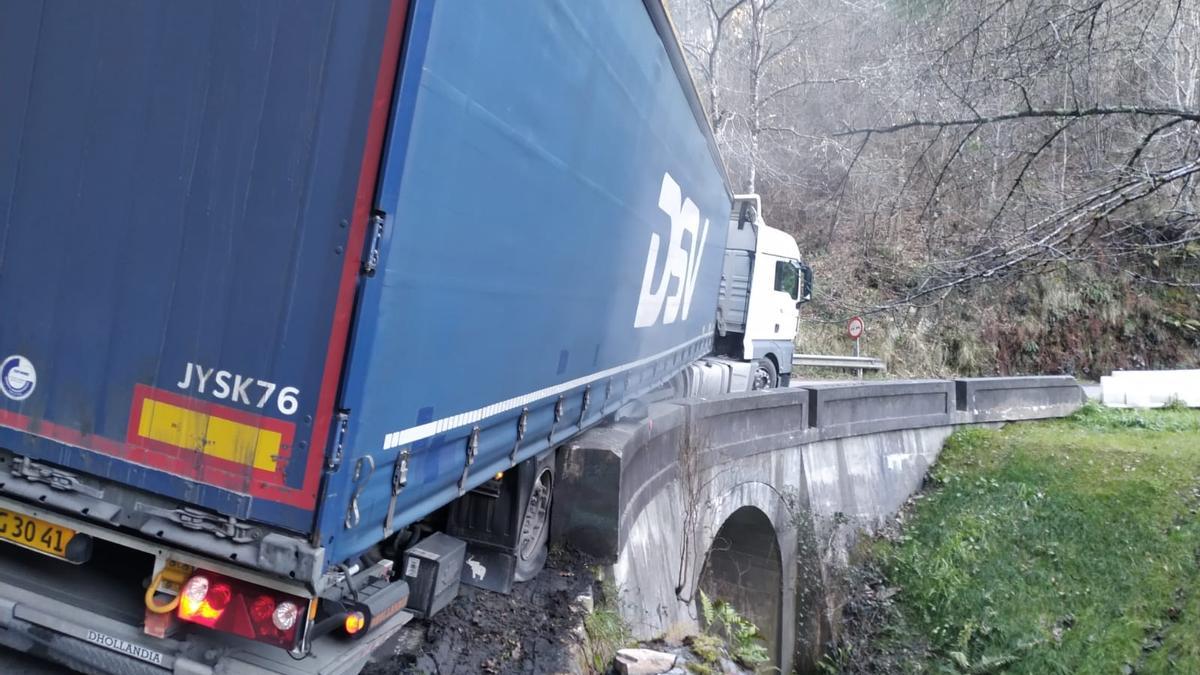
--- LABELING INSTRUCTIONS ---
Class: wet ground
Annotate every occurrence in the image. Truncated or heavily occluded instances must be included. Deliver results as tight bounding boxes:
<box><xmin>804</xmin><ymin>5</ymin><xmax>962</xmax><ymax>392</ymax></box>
<box><xmin>364</xmin><ymin>547</ymin><xmax>595</xmax><ymax>675</ymax></box>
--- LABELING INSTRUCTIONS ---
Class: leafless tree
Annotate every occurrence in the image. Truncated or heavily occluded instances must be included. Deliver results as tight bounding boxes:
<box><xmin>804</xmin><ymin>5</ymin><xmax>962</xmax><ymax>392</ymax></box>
<box><xmin>679</xmin><ymin>0</ymin><xmax>746</xmax><ymax>133</ymax></box>
<box><xmin>670</xmin><ymin>0</ymin><xmax>1200</xmax><ymax>313</ymax></box>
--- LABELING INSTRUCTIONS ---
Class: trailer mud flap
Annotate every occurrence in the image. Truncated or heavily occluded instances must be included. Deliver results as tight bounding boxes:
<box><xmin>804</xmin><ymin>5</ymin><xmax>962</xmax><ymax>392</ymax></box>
<box><xmin>459</xmin><ymin>545</ymin><xmax>516</xmax><ymax>595</ymax></box>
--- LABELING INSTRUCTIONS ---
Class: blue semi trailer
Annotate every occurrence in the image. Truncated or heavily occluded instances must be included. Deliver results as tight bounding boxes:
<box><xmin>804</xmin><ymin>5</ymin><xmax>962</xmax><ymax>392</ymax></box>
<box><xmin>0</xmin><ymin>1</ymin><xmax>808</xmax><ymax>673</ymax></box>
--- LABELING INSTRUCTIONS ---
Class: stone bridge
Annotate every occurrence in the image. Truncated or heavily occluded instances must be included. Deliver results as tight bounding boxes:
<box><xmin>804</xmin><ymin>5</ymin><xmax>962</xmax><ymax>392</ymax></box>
<box><xmin>551</xmin><ymin>377</ymin><xmax>1083</xmax><ymax>673</ymax></box>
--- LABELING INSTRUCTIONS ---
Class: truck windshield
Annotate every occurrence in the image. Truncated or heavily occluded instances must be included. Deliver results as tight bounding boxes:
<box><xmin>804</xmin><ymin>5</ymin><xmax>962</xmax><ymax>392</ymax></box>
<box><xmin>773</xmin><ymin>260</ymin><xmax>800</xmax><ymax>299</ymax></box>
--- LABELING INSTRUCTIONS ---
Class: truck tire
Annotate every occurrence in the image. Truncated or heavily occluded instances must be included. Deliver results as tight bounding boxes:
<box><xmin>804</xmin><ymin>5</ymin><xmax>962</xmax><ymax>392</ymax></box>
<box><xmin>752</xmin><ymin>357</ymin><xmax>778</xmax><ymax>390</ymax></box>
<box><xmin>513</xmin><ymin>453</ymin><xmax>554</xmax><ymax>582</ymax></box>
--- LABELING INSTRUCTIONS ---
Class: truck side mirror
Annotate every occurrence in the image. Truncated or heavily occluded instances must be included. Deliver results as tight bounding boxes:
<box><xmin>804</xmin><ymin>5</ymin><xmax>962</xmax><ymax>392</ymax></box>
<box><xmin>796</xmin><ymin>264</ymin><xmax>813</xmax><ymax>307</ymax></box>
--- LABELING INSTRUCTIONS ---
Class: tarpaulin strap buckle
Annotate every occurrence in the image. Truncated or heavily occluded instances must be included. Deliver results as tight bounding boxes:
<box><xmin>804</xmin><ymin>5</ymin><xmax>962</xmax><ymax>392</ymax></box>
<box><xmin>510</xmin><ymin>408</ymin><xmax>529</xmax><ymax>466</ymax></box>
<box><xmin>344</xmin><ymin>455</ymin><xmax>375</xmax><ymax>529</ymax></box>
<box><xmin>383</xmin><ymin>448</ymin><xmax>410</xmax><ymax>538</ymax></box>
<box><xmin>457</xmin><ymin>427</ymin><xmax>480</xmax><ymax>495</ymax></box>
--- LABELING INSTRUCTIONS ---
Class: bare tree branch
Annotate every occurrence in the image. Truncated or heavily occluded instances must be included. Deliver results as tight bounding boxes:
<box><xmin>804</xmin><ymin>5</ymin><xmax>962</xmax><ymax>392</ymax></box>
<box><xmin>836</xmin><ymin>106</ymin><xmax>1200</xmax><ymax>137</ymax></box>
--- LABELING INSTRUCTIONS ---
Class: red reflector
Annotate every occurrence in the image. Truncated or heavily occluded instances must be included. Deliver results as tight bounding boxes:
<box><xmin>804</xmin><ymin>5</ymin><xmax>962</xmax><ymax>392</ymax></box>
<box><xmin>176</xmin><ymin>570</ymin><xmax>304</xmax><ymax>650</ymax></box>
<box><xmin>207</xmin><ymin>584</ymin><xmax>232</xmax><ymax>612</ymax></box>
<box><xmin>249</xmin><ymin>595</ymin><xmax>275</xmax><ymax>623</ymax></box>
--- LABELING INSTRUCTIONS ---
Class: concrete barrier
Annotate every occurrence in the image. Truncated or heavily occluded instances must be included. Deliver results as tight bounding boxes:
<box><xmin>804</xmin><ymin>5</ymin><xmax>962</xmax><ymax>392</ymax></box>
<box><xmin>805</xmin><ymin>379</ymin><xmax>955</xmax><ymax>436</ymax></box>
<box><xmin>1100</xmin><ymin>369</ymin><xmax>1200</xmax><ymax>408</ymax></box>
<box><xmin>554</xmin><ymin>376</ymin><xmax>1085</xmax><ymax>562</ymax></box>
<box><xmin>553</xmin><ymin>402</ymin><xmax>686</xmax><ymax>561</ymax></box>
<box><xmin>955</xmin><ymin>376</ymin><xmax>1083</xmax><ymax>421</ymax></box>
<box><xmin>554</xmin><ymin>390</ymin><xmax>811</xmax><ymax>562</ymax></box>
<box><xmin>684</xmin><ymin>388</ymin><xmax>809</xmax><ymax>462</ymax></box>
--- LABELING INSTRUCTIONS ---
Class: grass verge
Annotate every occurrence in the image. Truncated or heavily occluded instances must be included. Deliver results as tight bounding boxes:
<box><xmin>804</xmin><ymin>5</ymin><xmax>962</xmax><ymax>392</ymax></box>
<box><xmin>581</xmin><ymin>575</ymin><xmax>633</xmax><ymax>672</ymax></box>
<box><xmin>827</xmin><ymin>403</ymin><xmax>1200</xmax><ymax>673</ymax></box>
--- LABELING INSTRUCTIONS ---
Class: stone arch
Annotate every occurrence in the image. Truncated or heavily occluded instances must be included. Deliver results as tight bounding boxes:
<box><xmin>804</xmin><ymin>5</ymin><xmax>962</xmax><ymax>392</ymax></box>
<box><xmin>697</xmin><ymin>504</ymin><xmax>784</xmax><ymax>667</ymax></box>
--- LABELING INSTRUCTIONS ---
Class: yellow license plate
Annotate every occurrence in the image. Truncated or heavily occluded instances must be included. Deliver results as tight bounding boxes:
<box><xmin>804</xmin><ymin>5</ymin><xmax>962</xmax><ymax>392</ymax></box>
<box><xmin>0</xmin><ymin>508</ymin><xmax>76</xmax><ymax>560</ymax></box>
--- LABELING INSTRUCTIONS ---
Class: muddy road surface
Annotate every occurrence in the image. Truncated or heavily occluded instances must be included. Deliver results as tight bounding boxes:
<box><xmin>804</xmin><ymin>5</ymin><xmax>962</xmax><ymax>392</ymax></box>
<box><xmin>365</xmin><ymin>548</ymin><xmax>594</xmax><ymax>675</ymax></box>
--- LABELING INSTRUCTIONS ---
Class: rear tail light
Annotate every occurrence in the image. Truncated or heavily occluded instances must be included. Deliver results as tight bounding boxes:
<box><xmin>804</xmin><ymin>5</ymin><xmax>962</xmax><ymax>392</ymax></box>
<box><xmin>176</xmin><ymin>570</ymin><xmax>307</xmax><ymax>650</ymax></box>
<box><xmin>273</xmin><ymin>600</ymin><xmax>300</xmax><ymax>631</ymax></box>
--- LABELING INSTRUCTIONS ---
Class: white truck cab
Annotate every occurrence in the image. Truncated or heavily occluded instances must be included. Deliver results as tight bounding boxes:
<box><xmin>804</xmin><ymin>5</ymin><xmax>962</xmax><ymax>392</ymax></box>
<box><xmin>715</xmin><ymin>195</ymin><xmax>812</xmax><ymax>389</ymax></box>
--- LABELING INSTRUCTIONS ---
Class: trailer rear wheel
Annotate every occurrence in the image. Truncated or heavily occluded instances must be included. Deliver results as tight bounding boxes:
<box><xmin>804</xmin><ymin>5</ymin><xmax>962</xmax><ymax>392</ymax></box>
<box><xmin>752</xmin><ymin>357</ymin><xmax>779</xmax><ymax>390</ymax></box>
<box><xmin>514</xmin><ymin>460</ymin><xmax>553</xmax><ymax>582</ymax></box>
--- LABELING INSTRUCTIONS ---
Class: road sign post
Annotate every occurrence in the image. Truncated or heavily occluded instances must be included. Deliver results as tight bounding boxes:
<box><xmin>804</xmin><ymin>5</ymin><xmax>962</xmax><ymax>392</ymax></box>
<box><xmin>847</xmin><ymin>316</ymin><xmax>865</xmax><ymax>379</ymax></box>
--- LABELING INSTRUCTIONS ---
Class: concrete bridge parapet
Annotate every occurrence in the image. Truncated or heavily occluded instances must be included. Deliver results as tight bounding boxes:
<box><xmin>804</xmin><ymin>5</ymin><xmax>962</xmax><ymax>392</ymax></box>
<box><xmin>552</xmin><ymin>377</ymin><xmax>1082</xmax><ymax>672</ymax></box>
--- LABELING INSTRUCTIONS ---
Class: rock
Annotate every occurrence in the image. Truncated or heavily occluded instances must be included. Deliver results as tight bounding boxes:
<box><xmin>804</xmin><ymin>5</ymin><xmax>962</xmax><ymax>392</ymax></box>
<box><xmin>720</xmin><ymin>656</ymin><xmax>750</xmax><ymax>674</ymax></box>
<box><xmin>615</xmin><ymin>647</ymin><xmax>679</xmax><ymax>674</ymax></box>
<box><xmin>575</xmin><ymin>590</ymin><xmax>594</xmax><ymax>613</ymax></box>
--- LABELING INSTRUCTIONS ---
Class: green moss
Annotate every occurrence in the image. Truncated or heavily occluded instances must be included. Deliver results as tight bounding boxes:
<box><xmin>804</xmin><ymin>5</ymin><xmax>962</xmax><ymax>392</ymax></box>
<box><xmin>688</xmin><ymin>634</ymin><xmax>724</xmax><ymax>664</ymax></box>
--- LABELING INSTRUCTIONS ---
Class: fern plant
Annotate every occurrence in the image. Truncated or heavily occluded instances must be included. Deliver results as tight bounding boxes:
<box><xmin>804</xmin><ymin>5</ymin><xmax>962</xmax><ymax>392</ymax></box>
<box><xmin>698</xmin><ymin>591</ymin><xmax>770</xmax><ymax>669</ymax></box>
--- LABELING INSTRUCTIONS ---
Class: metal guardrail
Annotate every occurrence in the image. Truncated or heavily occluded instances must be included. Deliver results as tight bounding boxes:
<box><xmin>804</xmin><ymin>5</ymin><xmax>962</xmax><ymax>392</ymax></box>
<box><xmin>792</xmin><ymin>353</ymin><xmax>886</xmax><ymax>371</ymax></box>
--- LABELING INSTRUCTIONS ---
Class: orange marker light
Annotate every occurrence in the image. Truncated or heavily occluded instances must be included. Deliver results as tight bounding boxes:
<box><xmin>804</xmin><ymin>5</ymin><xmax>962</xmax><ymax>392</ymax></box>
<box><xmin>344</xmin><ymin>611</ymin><xmax>366</xmax><ymax>635</ymax></box>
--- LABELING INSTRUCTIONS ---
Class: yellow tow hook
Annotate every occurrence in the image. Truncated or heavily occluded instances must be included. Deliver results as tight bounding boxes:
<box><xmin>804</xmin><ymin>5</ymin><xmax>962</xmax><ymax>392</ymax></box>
<box><xmin>145</xmin><ymin>561</ymin><xmax>194</xmax><ymax>614</ymax></box>
<box><xmin>144</xmin><ymin>561</ymin><xmax>194</xmax><ymax>638</ymax></box>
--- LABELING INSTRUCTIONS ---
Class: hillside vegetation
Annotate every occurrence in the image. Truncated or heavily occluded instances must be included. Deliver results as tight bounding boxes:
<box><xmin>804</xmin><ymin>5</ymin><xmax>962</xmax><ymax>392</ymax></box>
<box><xmin>668</xmin><ymin>0</ymin><xmax>1200</xmax><ymax>376</ymax></box>
<box><xmin>800</xmin><ymin>262</ymin><xmax>1200</xmax><ymax>379</ymax></box>
<box><xmin>826</xmin><ymin>405</ymin><xmax>1200</xmax><ymax>673</ymax></box>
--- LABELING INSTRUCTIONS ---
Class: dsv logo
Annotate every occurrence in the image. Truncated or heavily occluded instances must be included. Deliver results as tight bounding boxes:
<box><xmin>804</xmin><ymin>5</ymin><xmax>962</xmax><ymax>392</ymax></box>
<box><xmin>633</xmin><ymin>173</ymin><xmax>710</xmax><ymax>328</ymax></box>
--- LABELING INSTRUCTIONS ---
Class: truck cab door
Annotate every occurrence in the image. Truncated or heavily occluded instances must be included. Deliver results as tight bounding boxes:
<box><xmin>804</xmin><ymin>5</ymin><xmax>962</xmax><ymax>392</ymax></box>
<box><xmin>769</xmin><ymin>258</ymin><xmax>804</xmax><ymax>338</ymax></box>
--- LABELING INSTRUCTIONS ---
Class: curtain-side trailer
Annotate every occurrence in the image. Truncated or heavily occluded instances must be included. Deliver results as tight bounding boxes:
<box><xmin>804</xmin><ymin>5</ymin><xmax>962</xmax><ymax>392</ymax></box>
<box><xmin>0</xmin><ymin>1</ymin><xmax>741</xmax><ymax>672</ymax></box>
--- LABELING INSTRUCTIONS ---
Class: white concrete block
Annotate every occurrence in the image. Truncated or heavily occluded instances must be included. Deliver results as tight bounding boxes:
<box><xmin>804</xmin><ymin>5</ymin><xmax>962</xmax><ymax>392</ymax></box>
<box><xmin>1100</xmin><ymin>369</ymin><xmax>1200</xmax><ymax>408</ymax></box>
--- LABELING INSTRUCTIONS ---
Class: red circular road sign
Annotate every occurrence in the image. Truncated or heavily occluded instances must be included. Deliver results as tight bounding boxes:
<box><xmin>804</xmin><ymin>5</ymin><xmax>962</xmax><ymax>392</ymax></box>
<box><xmin>847</xmin><ymin>316</ymin><xmax>865</xmax><ymax>340</ymax></box>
